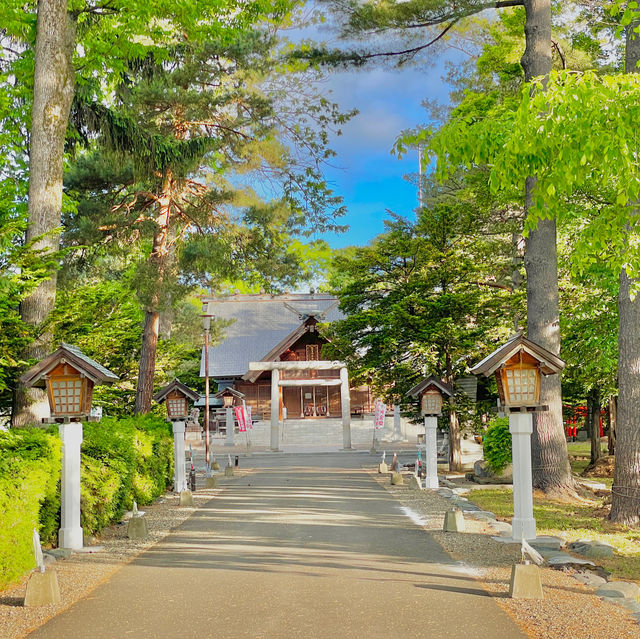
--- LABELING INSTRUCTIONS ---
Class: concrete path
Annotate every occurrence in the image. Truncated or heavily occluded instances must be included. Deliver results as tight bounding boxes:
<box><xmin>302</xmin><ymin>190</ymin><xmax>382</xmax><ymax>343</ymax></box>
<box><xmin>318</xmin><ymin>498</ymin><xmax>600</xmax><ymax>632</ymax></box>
<box><xmin>29</xmin><ymin>456</ymin><xmax>527</xmax><ymax>638</ymax></box>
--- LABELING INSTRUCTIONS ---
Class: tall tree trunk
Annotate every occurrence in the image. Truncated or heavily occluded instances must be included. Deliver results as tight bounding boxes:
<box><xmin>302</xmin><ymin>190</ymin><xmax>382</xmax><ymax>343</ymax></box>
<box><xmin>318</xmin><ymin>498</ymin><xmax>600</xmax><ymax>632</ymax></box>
<box><xmin>611</xmin><ymin>21</ymin><xmax>640</xmax><ymax>524</ymax></box>
<box><xmin>520</xmin><ymin>0</ymin><xmax>573</xmax><ymax>494</ymax></box>
<box><xmin>134</xmin><ymin>174</ymin><xmax>173</xmax><ymax>414</ymax></box>
<box><xmin>587</xmin><ymin>387</ymin><xmax>602</xmax><ymax>466</ymax></box>
<box><xmin>611</xmin><ymin>270</ymin><xmax>640</xmax><ymax>524</ymax></box>
<box><xmin>448</xmin><ymin>408</ymin><xmax>461</xmax><ymax>472</ymax></box>
<box><xmin>608</xmin><ymin>395</ymin><xmax>617</xmax><ymax>456</ymax></box>
<box><xmin>12</xmin><ymin>0</ymin><xmax>76</xmax><ymax>427</ymax></box>
<box><xmin>444</xmin><ymin>349</ymin><xmax>461</xmax><ymax>471</ymax></box>
<box><xmin>135</xmin><ymin>311</ymin><xmax>161</xmax><ymax>414</ymax></box>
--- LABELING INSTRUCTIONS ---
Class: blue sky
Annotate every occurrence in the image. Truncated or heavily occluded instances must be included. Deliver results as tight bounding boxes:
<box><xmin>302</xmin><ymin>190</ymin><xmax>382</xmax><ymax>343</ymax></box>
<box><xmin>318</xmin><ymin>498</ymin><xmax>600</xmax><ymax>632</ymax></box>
<box><xmin>313</xmin><ymin>56</ymin><xmax>460</xmax><ymax>249</ymax></box>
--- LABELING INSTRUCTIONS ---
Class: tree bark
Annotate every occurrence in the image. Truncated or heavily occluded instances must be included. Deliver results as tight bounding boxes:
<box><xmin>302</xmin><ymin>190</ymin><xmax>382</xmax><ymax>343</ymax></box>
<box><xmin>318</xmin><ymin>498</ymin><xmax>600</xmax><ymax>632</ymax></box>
<box><xmin>520</xmin><ymin>0</ymin><xmax>573</xmax><ymax>494</ymax></box>
<box><xmin>611</xmin><ymin>270</ymin><xmax>640</xmax><ymax>524</ymax></box>
<box><xmin>134</xmin><ymin>173</ymin><xmax>173</xmax><ymax>414</ymax></box>
<box><xmin>448</xmin><ymin>408</ymin><xmax>461</xmax><ymax>472</ymax></box>
<box><xmin>611</xmin><ymin>22</ymin><xmax>640</xmax><ymax>524</ymax></box>
<box><xmin>134</xmin><ymin>310</ymin><xmax>161</xmax><ymax>414</ymax></box>
<box><xmin>587</xmin><ymin>387</ymin><xmax>602</xmax><ymax>466</ymax></box>
<box><xmin>608</xmin><ymin>395</ymin><xmax>617</xmax><ymax>456</ymax></box>
<box><xmin>12</xmin><ymin>0</ymin><xmax>76</xmax><ymax>427</ymax></box>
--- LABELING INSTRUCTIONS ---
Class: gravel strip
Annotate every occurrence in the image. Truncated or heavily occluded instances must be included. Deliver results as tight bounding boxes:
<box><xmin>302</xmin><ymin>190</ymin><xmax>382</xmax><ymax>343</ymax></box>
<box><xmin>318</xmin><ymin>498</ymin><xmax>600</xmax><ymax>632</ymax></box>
<box><xmin>0</xmin><ymin>471</ymin><xmax>250</xmax><ymax>639</ymax></box>
<box><xmin>370</xmin><ymin>470</ymin><xmax>640</xmax><ymax>639</ymax></box>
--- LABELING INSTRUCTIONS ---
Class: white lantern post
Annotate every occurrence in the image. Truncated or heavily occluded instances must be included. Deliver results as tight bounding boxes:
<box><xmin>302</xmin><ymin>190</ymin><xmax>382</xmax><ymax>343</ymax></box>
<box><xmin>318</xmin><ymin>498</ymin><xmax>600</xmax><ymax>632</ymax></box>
<box><xmin>408</xmin><ymin>377</ymin><xmax>453</xmax><ymax>490</ymax></box>
<box><xmin>172</xmin><ymin>422</ymin><xmax>187</xmax><ymax>492</ymax></box>
<box><xmin>58</xmin><ymin>422</ymin><xmax>84</xmax><ymax>549</ymax></box>
<box><xmin>153</xmin><ymin>379</ymin><xmax>200</xmax><ymax>494</ymax></box>
<box><xmin>223</xmin><ymin>390</ymin><xmax>235</xmax><ymax>446</ymax></box>
<box><xmin>20</xmin><ymin>344</ymin><xmax>118</xmax><ymax>551</ymax></box>
<box><xmin>471</xmin><ymin>333</ymin><xmax>565</xmax><ymax>541</ymax></box>
<box><xmin>211</xmin><ymin>387</ymin><xmax>245</xmax><ymax>448</ymax></box>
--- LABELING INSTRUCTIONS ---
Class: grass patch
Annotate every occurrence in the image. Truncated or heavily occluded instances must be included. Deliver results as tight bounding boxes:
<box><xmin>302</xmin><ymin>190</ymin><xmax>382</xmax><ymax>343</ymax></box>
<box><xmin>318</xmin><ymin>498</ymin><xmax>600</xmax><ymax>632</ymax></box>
<box><xmin>566</xmin><ymin>441</ymin><xmax>608</xmax><ymax>457</ymax></box>
<box><xmin>469</xmin><ymin>488</ymin><xmax>640</xmax><ymax>583</ymax></box>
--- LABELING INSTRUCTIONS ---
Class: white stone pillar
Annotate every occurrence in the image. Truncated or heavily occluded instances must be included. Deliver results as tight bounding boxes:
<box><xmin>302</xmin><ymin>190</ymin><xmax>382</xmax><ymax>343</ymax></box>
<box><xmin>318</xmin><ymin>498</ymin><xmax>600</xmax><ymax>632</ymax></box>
<box><xmin>393</xmin><ymin>405</ymin><xmax>402</xmax><ymax>441</ymax></box>
<box><xmin>225</xmin><ymin>406</ymin><xmax>235</xmax><ymax>446</ymax></box>
<box><xmin>270</xmin><ymin>369</ymin><xmax>280</xmax><ymax>451</ymax></box>
<box><xmin>509</xmin><ymin>412</ymin><xmax>536</xmax><ymax>540</ymax></box>
<box><xmin>424</xmin><ymin>416</ymin><xmax>439</xmax><ymax>490</ymax></box>
<box><xmin>340</xmin><ymin>367</ymin><xmax>352</xmax><ymax>449</ymax></box>
<box><xmin>173</xmin><ymin>421</ymin><xmax>187</xmax><ymax>493</ymax></box>
<box><xmin>58</xmin><ymin>422</ymin><xmax>84</xmax><ymax>550</ymax></box>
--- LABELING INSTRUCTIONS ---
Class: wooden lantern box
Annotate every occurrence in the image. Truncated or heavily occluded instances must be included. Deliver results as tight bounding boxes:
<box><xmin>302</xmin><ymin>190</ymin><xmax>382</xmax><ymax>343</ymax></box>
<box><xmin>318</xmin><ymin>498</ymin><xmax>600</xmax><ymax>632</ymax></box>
<box><xmin>408</xmin><ymin>376</ymin><xmax>454</xmax><ymax>417</ymax></box>
<box><xmin>471</xmin><ymin>333</ymin><xmax>564</xmax><ymax>412</ymax></box>
<box><xmin>20</xmin><ymin>343</ymin><xmax>118</xmax><ymax>422</ymax></box>
<box><xmin>154</xmin><ymin>379</ymin><xmax>200</xmax><ymax>422</ymax></box>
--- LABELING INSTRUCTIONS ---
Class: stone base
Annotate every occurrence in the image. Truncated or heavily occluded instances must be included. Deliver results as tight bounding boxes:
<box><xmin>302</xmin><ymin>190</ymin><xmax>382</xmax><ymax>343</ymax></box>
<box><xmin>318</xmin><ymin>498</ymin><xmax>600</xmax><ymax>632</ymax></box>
<box><xmin>378</xmin><ymin>462</ymin><xmax>388</xmax><ymax>474</ymax></box>
<box><xmin>127</xmin><ymin>515</ymin><xmax>148</xmax><ymax>540</ymax></box>
<box><xmin>59</xmin><ymin>526</ymin><xmax>84</xmax><ymax>551</ymax></box>
<box><xmin>443</xmin><ymin>509</ymin><xmax>465</xmax><ymax>532</ymax></box>
<box><xmin>205</xmin><ymin>476</ymin><xmax>218</xmax><ymax>488</ymax></box>
<box><xmin>509</xmin><ymin>563</ymin><xmax>544</xmax><ymax>599</ymax></box>
<box><xmin>179</xmin><ymin>490</ymin><xmax>194</xmax><ymax>506</ymax></box>
<box><xmin>424</xmin><ymin>476</ymin><xmax>439</xmax><ymax>490</ymax></box>
<box><xmin>224</xmin><ymin>465</ymin><xmax>234</xmax><ymax>477</ymax></box>
<box><xmin>408</xmin><ymin>475</ymin><xmax>422</xmax><ymax>490</ymax></box>
<box><xmin>24</xmin><ymin>571</ymin><xmax>61</xmax><ymax>607</ymax></box>
<box><xmin>390</xmin><ymin>472</ymin><xmax>403</xmax><ymax>486</ymax></box>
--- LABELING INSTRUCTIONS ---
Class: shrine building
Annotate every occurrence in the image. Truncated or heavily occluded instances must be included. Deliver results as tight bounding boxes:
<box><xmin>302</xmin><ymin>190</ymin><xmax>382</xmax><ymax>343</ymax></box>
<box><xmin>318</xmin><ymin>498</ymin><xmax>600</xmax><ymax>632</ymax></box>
<box><xmin>199</xmin><ymin>293</ymin><xmax>372</xmax><ymax>450</ymax></box>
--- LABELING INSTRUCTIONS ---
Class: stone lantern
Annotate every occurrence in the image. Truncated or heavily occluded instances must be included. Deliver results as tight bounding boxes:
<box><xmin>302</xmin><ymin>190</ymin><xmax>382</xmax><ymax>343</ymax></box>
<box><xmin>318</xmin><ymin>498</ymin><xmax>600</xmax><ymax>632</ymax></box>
<box><xmin>213</xmin><ymin>387</ymin><xmax>245</xmax><ymax>447</ymax></box>
<box><xmin>408</xmin><ymin>377</ymin><xmax>453</xmax><ymax>489</ymax></box>
<box><xmin>20</xmin><ymin>344</ymin><xmax>118</xmax><ymax>550</ymax></box>
<box><xmin>154</xmin><ymin>380</ymin><xmax>200</xmax><ymax>493</ymax></box>
<box><xmin>471</xmin><ymin>333</ymin><xmax>564</xmax><ymax>540</ymax></box>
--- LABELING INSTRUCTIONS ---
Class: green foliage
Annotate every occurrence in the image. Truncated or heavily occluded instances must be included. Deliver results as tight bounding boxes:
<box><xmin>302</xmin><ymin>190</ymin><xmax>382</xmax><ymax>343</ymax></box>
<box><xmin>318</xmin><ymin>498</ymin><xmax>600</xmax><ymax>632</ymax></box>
<box><xmin>325</xmin><ymin>190</ymin><xmax>520</xmax><ymax>406</ymax></box>
<box><xmin>81</xmin><ymin>414</ymin><xmax>173</xmax><ymax>533</ymax></box>
<box><xmin>0</xmin><ymin>428</ymin><xmax>61</xmax><ymax>589</ymax></box>
<box><xmin>424</xmin><ymin>68</ymin><xmax>640</xmax><ymax>282</ymax></box>
<box><xmin>482</xmin><ymin>417</ymin><xmax>512</xmax><ymax>474</ymax></box>
<box><xmin>0</xmin><ymin>416</ymin><xmax>172</xmax><ymax>588</ymax></box>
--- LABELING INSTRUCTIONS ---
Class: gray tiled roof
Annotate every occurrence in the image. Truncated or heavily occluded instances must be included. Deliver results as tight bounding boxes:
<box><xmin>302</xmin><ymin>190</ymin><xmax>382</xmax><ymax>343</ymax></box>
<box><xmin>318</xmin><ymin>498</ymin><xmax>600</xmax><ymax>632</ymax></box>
<box><xmin>20</xmin><ymin>342</ymin><xmax>118</xmax><ymax>388</ymax></box>
<box><xmin>200</xmin><ymin>295</ymin><xmax>343</xmax><ymax>379</ymax></box>
<box><xmin>60</xmin><ymin>344</ymin><xmax>119</xmax><ymax>382</ymax></box>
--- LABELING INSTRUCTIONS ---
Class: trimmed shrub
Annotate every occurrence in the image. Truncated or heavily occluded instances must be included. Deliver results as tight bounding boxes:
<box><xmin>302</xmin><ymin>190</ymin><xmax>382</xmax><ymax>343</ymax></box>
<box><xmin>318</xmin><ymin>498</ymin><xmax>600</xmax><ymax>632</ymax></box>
<box><xmin>81</xmin><ymin>414</ymin><xmax>173</xmax><ymax>534</ymax></box>
<box><xmin>0</xmin><ymin>415</ymin><xmax>173</xmax><ymax>588</ymax></box>
<box><xmin>0</xmin><ymin>428</ymin><xmax>61</xmax><ymax>589</ymax></box>
<box><xmin>482</xmin><ymin>417</ymin><xmax>512</xmax><ymax>474</ymax></box>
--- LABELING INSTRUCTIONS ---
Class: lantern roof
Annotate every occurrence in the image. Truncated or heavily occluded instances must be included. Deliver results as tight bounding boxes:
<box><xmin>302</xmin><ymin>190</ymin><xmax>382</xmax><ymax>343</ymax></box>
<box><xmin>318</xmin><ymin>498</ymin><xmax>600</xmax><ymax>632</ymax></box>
<box><xmin>212</xmin><ymin>387</ymin><xmax>246</xmax><ymax>400</ymax></box>
<box><xmin>470</xmin><ymin>333</ymin><xmax>565</xmax><ymax>378</ymax></box>
<box><xmin>20</xmin><ymin>343</ymin><xmax>118</xmax><ymax>389</ymax></box>
<box><xmin>407</xmin><ymin>376</ymin><xmax>454</xmax><ymax>399</ymax></box>
<box><xmin>153</xmin><ymin>379</ymin><xmax>200</xmax><ymax>404</ymax></box>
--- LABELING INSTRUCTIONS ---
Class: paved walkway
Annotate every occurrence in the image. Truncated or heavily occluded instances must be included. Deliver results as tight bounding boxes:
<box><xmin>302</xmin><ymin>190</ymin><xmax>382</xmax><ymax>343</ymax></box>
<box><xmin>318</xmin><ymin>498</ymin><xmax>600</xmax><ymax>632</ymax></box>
<box><xmin>29</xmin><ymin>456</ymin><xmax>526</xmax><ymax>638</ymax></box>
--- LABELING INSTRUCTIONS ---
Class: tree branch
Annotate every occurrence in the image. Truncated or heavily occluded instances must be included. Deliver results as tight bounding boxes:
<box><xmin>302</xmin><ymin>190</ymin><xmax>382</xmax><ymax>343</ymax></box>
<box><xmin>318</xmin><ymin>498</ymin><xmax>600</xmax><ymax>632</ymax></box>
<box><xmin>390</xmin><ymin>0</ymin><xmax>524</xmax><ymax>30</ymax></box>
<box><xmin>353</xmin><ymin>22</ymin><xmax>457</xmax><ymax>62</ymax></box>
<box><xmin>552</xmin><ymin>39</ymin><xmax>566</xmax><ymax>69</ymax></box>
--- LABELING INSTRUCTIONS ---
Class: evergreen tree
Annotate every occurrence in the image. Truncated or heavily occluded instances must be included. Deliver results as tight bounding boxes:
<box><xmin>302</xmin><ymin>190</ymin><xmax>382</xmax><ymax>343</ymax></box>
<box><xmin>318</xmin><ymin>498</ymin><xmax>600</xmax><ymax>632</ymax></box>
<box><xmin>326</xmin><ymin>186</ymin><xmax>519</xmax><ymax>470</ymax></box>
<box><xmin>63</xmin><ymin>32</ymin><xmax>349</xmax><ymax>413</ymax></box>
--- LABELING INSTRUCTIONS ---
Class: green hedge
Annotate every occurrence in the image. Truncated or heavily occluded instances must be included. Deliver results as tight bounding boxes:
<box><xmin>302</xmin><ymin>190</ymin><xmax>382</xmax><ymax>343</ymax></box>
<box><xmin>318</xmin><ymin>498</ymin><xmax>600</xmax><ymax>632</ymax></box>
<box><xmin>0</xmin><ymin>428</ymin><xmax>61</xmax><ymax>589</ymax></box>
<box><xmin>482</xmin><ymin>417</ymin><xmax>512</xmax><ymax>474</ymax></box>
<box><xmin>81</xmin><ymin>415</ymin><xmax>173</xmax><ymax>534</ymax></box>
<box><xmin>0</xmin><ymin>415</ymin><xmax>173</xmax><ymax>590</ymax></box>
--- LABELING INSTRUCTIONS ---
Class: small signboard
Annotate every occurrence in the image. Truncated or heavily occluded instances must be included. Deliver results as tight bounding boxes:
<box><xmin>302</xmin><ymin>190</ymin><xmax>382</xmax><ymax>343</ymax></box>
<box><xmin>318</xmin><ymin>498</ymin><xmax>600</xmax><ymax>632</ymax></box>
<box><xmin>374</xmin><ymin>399</ymin><xmax>386</xmax><ymax>429</ymax></box>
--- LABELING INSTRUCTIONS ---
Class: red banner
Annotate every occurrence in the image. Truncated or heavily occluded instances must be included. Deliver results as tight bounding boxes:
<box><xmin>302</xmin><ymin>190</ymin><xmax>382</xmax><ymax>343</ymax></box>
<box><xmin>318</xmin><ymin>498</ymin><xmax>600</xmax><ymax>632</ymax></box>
<box><xmin>234</xmin><ymin>406</ymin><xmax>247</xmax><ymax>432</ymax></box>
